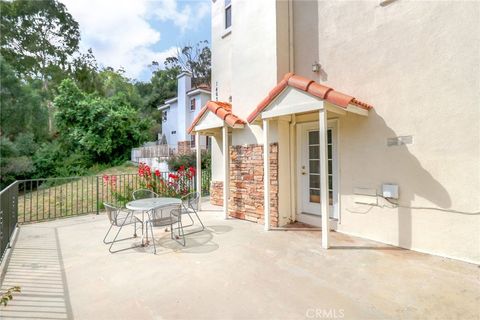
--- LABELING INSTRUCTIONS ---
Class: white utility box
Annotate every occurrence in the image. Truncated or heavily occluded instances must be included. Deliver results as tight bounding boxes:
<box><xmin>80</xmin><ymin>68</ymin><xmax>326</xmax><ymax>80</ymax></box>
<box><xmin>382</xmin><ymin>184</ymin><xmax>399</xmax><ymax>199</ymax></box>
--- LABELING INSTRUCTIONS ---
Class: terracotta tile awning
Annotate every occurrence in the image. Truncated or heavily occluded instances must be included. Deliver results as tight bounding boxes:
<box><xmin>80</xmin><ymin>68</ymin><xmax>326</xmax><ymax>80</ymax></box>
<box><xmin>247</xmin><ymin>73</ymin><xmax>373</xmax><ymax>123</ymax></box>
<box><xmin>187</xmin><ymin>101</ymin><xmax>246</xmax><ymax>134</ymax></box>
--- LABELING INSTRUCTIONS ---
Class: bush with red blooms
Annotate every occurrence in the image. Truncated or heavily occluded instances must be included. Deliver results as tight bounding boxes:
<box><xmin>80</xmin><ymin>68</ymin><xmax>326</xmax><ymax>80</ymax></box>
<box><xmin>138</xmin><ymin>162</ymin><xmax>195</xmax><ymax>198</ymax></box>
<box><xmin>102</xmin><ymin>174</ymin><xmax>133</xmax><ymax>206</ymax></box>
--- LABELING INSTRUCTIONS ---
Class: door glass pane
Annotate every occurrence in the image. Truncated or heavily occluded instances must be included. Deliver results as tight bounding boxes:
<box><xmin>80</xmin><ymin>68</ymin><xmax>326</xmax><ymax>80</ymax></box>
<box><xmin>309</xmin><ymin>175</ymin><xmax>320</xmax><ymax>188</ymax></box>
<box><xmin>310</xmin><ymin>189</ymin><xmax>320</xmax><ymax>203</ymax></box>
<box><xmin>309</xmin><ymin>160</ymin><xmax>319</xmax><ymax>174</ymax></box>
<box><xmin>307</xmin><ymin>129</ymin><xmax>334</xmax><ymax>206</ymax></box>
<box><xmin>309</xmin><ymin>146</ymin><xmax>319</xmax><ymax>159</ymax></box>
<box><xmin>309</xmin><ymin>131</ymin><xmax>319</xmax><ymax>145</ymax></box>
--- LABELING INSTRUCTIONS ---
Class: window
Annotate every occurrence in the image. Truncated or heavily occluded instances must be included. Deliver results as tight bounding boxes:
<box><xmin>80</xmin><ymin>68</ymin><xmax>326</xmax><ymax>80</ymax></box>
<box><xmin>190</xmin><ymin>135</ymin><xmax>196</xmax><ymax>148</ymax></box>
<box><xmin>190</xmin><ymin>98</ymin><xmax>196</xmax><ymax>111</ymax></box>
<box><xmin>225</xmin><ymin>0</ymin><xmax>232</xmax><ymax>29</ymax></box>
<box><xmin>163</xmin><ymin>110</ymin><xmax>167</xmax><ymax>122</ymax></box>
<box><xmin>171</xmin><ymin>131</ymin><xmax>176</xmax><ymax>135</ymax></box>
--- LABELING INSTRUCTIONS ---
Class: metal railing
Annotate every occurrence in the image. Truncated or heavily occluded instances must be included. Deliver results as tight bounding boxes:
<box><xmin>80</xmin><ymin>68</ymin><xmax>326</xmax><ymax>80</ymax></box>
<box><xmin>0</xmin><ymin>181</ymin><xmax>19</xmax><ymax>262</ymax></box>
<box><xmin>0</xmin><ymin>170</ymin><xmax>211</xmax><ymax>260</ymax></box>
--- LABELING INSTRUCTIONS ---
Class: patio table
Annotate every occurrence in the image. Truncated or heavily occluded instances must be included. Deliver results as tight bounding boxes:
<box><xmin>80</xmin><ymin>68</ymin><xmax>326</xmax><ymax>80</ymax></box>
<box><xmin>126</xmin><ymin>198</ymin><xmax>182</xmax><ymax>246</ymax></box>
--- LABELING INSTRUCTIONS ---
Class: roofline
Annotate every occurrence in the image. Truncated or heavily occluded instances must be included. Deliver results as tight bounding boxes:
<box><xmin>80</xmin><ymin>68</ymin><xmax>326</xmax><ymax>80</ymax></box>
<box><xmin>158</xmin><ymin>104</ymin><xmax>170</xmax><ymax>111</ymax></box>
<box><xmin>164</xmin><ymin>97</ymin><xmax>178</xmax><ymax>104</ymax></box>
<box><xmin>177</xmin><ymin>71</ymin><xmax>192</xmax><ymax>79</ymax></box>
<box><xmin>186</xmin><ymin>88</ymin><xmax>211</xmax><ymax>96</ymax></box>
<box><xmin>246</xmin><ymin>73</ymin><xmax>373</xmax><ymax>123</ymax></box>
<box><xmin>187</xmin><ymin>101</ymin><xmax>246</xmax><ymax>134</ymax></box>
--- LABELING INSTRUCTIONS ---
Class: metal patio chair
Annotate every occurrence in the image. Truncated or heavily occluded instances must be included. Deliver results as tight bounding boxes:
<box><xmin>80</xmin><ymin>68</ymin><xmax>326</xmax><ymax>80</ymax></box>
<box><xmin>103</xmin><ymin>203</ymin><xmax>143</xmax><ymax>253</ymax></box>
<box><xmin>132</xmin><ymin>189</ymin><xmax>159</xmax><ymax>200</ymax></box>
<box><xmin>180</xmin><ymin>192</ymin><xmax>205</xmax><ymax>235</ymax></box>
<box><xmin>145</xmin><ymin>203</ymin><xmax>184</xmax><ymax>254</ymax></box>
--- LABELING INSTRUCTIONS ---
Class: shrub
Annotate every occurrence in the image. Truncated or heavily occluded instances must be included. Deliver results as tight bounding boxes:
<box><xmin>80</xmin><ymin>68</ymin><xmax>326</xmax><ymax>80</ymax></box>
<box><xmin>167</xmin><ymin>150</ymin><xmax>211</xmax><ymax>171</ymax></box>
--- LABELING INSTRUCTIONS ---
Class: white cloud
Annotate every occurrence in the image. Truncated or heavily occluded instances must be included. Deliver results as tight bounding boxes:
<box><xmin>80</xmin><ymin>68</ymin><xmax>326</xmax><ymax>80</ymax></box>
<box><xmin>61</xmin><ymin>0</ymin><xmax>209</xmax><ymax>80</ymax></box>
<box><xmin>151</xmin><ymin>0</ymin><xmax>210</xmax><ymax>32</ymax></box>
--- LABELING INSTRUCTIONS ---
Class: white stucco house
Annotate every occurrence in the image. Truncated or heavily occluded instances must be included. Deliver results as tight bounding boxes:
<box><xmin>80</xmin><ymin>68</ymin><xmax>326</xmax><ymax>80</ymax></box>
<box><xmin>158</xmin><ymin>72</ymin><xmax>211</xmax><ymax>154</ymax></box>
<box><xmin>188</xmin><ymin>0</ymin><xmax>480</xmax><ymax>264</ymax></box>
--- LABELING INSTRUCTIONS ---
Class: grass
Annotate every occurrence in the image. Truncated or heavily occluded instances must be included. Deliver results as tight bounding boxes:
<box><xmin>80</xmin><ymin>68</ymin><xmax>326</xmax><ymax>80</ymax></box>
<box><xmin>17</xmin><ymin>162</ymin><xmax>141</xmax><ymax>223</ymax></box>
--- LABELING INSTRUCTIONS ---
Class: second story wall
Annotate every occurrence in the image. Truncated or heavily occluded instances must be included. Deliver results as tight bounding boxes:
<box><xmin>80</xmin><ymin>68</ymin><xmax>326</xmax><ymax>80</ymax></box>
<box><xmin>212</xmin><ymin>0</ymin><xmax>291</xmax><ymax>122</ymax></box>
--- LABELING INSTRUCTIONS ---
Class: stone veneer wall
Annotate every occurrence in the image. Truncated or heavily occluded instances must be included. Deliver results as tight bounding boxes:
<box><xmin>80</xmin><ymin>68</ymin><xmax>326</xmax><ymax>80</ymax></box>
<box><xmin>210</xmin><ymin>181</ymin><xmax>224</xmax><ymax>206</ymax></box>
<box><xmin>229</xmin><ymin>143</ymin><xmax>279</xmax><ymax>227</ymax></box>
<box><xmin>177</xmin><ymin>141</ymin><xmax>192</xmax><ymax>155</ymax></box>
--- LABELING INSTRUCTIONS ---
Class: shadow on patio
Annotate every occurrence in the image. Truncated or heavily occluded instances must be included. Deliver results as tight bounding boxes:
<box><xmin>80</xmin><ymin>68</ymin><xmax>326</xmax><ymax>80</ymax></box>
<box><xmin>0</xmin><ymin>226</ymin><xmax>73</xmax><ymax>319</ymax></box>
<box><xmin>0</xmin><ymin>202</ymin><xmax>479</xmax><ymax>320</ymax></box>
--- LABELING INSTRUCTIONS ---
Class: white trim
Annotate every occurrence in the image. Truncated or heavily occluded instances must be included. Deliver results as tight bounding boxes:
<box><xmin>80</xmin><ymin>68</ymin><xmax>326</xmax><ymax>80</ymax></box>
<box><xmin>196</xmin><ymin>132</ymin><xmax>202</xmax><ymax>211</ymax></box>
<box><xmin>158</xmin><ymin>104</ymin><xmax>171</xmax><ymax>111</ymax></box>
<box><xmin>289</xmin><ymin>116</ymin><xmax>297</xmax><ymax>223</ymax></box>
<box><xmin>221</xmin><ymin>27</ymin><xmax>232</xmax><ymax>38</ymax></box>
<box><xmin>222</xmin><ymin>125</ymin><xmax>229</xmax><ymax>219</ymax></box>
<box><xmin>164</xmin><ymin>97</ymin><xmax>178</xmax><ymax>104</ymax></box>
<box><xmin>176</xmin><ymin>71</ymin><xmax>192</xmax><ymax>79</ymax></box>
<box><xmin>319</xmin><ymin>108</ymin><xmax>330</xmax><ymax>249</ymax></box>
<box><xmin>263</xmin><ymin>119</ymin><xmax>271</xmax><ymax>231</ymax></box>
<box><xmin>262</xmin><ymin>101</ymin><xmax>323</xmax><ymax>119</ymax></box>
<box><xmin>346</xmin><ymin>104</ymin><xmax>369</xmax><ymax>116</ymax></box>
<box><xmin>187</xmin><ymin>88</ymin><xmax>211</xmax><ymax>97</ymax></box>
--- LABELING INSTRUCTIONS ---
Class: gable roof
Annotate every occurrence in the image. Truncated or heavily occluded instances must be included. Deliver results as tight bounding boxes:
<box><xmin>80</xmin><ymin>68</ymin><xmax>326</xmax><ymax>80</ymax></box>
<box><xmin>246</xmin><ymin>73</ymin><xmax>373</xmax><ymax>123</ymax></box>
<box><xmin>187</xmin><ymin>101</ymin><xmax>246</xmax><ymax>134</ymax></box>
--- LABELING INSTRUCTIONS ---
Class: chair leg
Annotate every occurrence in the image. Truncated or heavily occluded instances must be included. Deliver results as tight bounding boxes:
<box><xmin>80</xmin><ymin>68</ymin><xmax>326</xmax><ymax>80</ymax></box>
<box><xmin>148</xmin><ymin>222</ymin><xmax>157</xmax><ymax>254</ymax></box>
<box><xmin>179</xmin><ymin>208</ymin><xmax>205</xmax><ymax>236</ymax></box>
<box><xmin>172</xmin><ymin>221</ymin><xmax>186</xmax><ymax>246</ymax></box>
<box><xmin>108</xmin><ymin>213</ymin><xmax>142</xmax><ymax>253</ymax></box>
<box><xmin>103</xmin><ymin>223</ymin><xmax>114</xmax><ymax>244</ymax></box>
<box><xmin>182</xmin><ymin>210</ymin><xmax>195</xmax><ymax>228</ymax></box>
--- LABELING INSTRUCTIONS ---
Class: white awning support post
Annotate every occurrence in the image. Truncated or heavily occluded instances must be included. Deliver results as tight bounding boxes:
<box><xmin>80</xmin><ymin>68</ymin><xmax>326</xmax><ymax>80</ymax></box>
<box><xmin>222</xmin><ymin>125</ymin><xmax>229</xmax><ymax>219</ymax></box>
<box><xmin>319</xmin><ymin>108</ymin><xmax>330</xmax><ymax>248</ymax></box>
<box><xmin>263</xmin><ymin>119</ymin><xmax>271</xmax><ymax>231</ymax></box>
<box><xmin>195</xmin><ymin>132</ymin><xmax>202</xmax><ymax>211</ymax></box>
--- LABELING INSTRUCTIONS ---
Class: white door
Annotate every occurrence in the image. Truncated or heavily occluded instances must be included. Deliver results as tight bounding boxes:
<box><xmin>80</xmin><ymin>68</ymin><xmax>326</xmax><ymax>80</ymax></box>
<box><xmin>296</xmin><ymin>121</ymin><xmax>338</xmax><ymax>226</ymax></box>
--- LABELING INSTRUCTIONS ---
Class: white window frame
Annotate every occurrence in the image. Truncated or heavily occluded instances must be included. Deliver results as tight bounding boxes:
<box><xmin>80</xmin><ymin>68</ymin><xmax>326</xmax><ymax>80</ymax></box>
<box><xmin>225</xmin><ymin>0</ymin><xmax>232</xmax><ymax>30</ymax></box>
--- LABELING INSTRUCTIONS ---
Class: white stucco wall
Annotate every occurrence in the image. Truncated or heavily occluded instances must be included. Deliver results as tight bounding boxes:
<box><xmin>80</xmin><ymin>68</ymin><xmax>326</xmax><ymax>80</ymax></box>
<box><xmin>161</xmin><ymin>101</ymin><xmax>178</xmax><ymax>148</ymax></box>
<box><xmin>291</xmin><ymin>0</ymin><xmax>480</xmax><ymax>263</ymax></box>
<box><xmin>210</xmin><ymin>0</ymin><xmax>480</xmax><ymax>262</ymax></box>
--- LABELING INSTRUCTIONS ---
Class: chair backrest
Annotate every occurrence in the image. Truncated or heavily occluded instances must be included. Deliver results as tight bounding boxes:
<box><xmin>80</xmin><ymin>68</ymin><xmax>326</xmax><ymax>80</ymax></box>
<box><xmin>181</xmin><ymin>192</ymin><xmax>200</xmax><ymax>211</ymax></box>
<box><xmin>150</xmin><ymin>204</ymin><xmax>182</xmax><ymax>227</ymax></box>
<box><xmin>132</xmin><ymin>189</ymin><xmax>158</xmax><ymax>200</ymax></box>
<box><xmin>104</xmin><ymin>203</ymin><xmax>120</xmax><ymax>226</ymax></box>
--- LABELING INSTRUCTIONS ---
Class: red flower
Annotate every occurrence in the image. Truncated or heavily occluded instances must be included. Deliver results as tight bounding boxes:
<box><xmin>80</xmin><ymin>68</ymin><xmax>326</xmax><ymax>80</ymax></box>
<box><xmin>155</xmin><ymin>170</ymin><xmax>160</xmax><ymax>177</ymax></box>
<box><xmin>179</xmin><ymin>165</ymin><xmax>185</xmax><ymax>172</ymax></box>
<box><xmin>168</xmin><ymin>173</ymin><xmax>179</xmax><ymax>180</ymax></box>
<box><xmin>102</xmin><ymin>175</ymin><xmax>109</xmax><ymax>186</ymax></box>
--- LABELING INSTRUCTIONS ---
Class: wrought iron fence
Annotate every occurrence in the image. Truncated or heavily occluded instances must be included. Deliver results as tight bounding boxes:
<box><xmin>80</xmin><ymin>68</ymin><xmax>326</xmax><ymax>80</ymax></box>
<box><xmin>0</xmin><ymin>181</ymin><xmax>18</xmax><ymax>262</ymax></box>
<box><xmin>0</xmin><ymin>170</ymin><xmax>211</xmax><ymax>260</ymax></box>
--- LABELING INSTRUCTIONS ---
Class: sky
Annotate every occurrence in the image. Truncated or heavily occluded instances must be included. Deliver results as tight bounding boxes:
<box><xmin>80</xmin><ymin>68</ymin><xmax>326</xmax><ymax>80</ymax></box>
<box><xmin>61</xmin><ymin>0</ymin><xmax>211</xmax><ymax>82</ymax></box>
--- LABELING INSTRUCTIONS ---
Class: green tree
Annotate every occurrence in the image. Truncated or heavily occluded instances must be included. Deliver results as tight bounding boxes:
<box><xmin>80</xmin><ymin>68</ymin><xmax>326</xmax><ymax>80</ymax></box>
<box><xmin>0</xmin><ymin>0</ymin><xmax>80</xmax><ymax>81</ymax></box>
<box><xmin>1</xmin><ymin>0</ymin><xmax>81</xmax><ymax>132</ymax></box>
<box><xmin>54</xmin><ymin>79</ymin><xmax>151</xmax><ymax>163</ymax></box>
<box><xmin>0</xmin><ymin>56</ymin><xmax>48</xmax><ymax>140</ymax></box>
<box><xmin>164</xmin><ymin>40</ymin><xmax>211</xmax><ymax>87</ymax></box>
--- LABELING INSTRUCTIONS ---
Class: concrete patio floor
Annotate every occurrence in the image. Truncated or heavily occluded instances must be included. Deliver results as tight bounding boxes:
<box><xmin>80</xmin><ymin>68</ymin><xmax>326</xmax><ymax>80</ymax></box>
<box><xmin>0</xmin><ymin>202</ymin><xmax>479</xmax><ymax>320</ymax></box>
